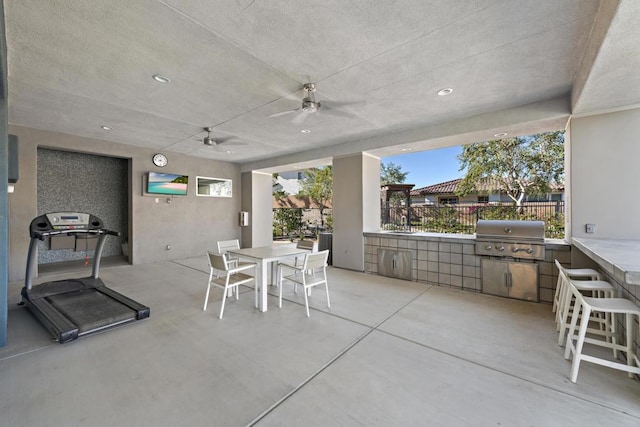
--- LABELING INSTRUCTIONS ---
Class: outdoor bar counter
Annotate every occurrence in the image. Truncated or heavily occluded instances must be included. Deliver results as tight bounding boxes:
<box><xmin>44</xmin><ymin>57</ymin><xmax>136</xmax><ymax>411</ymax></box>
<box><xmin>572</xmin><ymin>238</ymin><xmax>640</xmax><ymax>287</ymax></box>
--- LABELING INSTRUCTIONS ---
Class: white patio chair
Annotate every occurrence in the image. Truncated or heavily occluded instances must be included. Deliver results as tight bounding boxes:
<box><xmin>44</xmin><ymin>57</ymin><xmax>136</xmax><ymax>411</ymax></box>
<box><xmin>216</xmin><ymin>239</ymin><xmax>241</xmax><ymax>269</ymax></box>
<box><xmin>203</xmin><ymin>251</ymin><xmax>257</xmax><ymax>319</ymax></box>
<box><xmin>278</xmin><ymin>250</ymin><xmax>330</xmax><ymax>317</ymax></box>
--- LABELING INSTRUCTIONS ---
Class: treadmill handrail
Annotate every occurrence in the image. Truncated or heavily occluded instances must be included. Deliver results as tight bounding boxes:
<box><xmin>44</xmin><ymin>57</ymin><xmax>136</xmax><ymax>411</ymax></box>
<box><xmin>31</xmin><ymin>228</ymin><xmax>120</xmax><ymax>241</ymax></box>
<box><xmin>25</xmin><ymin>226</ymin><xmax>120</xmax><ymax>289</ymax></box>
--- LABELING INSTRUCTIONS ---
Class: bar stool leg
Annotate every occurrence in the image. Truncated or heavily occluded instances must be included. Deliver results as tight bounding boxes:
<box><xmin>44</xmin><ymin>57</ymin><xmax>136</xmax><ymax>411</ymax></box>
<box><xmin>569</xmin><ymin>302</ymin><xmax>591</xmax><ymax>383</ymax></box>
<box><xmin>626</xmin><ymin>314</ymin><xmax>636</xmax><ymax>379</ymax></box>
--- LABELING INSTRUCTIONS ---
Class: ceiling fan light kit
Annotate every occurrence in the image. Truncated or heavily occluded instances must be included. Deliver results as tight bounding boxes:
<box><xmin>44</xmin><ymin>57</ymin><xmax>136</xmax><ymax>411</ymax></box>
<box><xmin>203</xmin><ymin>127</ymin><xmax>216</xmax><ymax>146</ymax></box>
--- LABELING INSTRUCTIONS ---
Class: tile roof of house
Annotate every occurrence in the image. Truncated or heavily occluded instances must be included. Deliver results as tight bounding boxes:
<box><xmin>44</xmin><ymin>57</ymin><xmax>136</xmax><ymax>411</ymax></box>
<box><xmin>411</xmin><ymin>178</ymin><xmax>464</xmax><ymax>196</ymax></box>
<box><xmin>411</xmin><ymin>178</ymin><xmax>564</xmax><ymax>196</ymax></box>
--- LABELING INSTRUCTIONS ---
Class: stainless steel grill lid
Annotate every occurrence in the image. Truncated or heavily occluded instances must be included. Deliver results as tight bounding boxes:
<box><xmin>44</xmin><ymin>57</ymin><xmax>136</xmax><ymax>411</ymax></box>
<box><xmin>475</xmin><ymin>220</ymin><xmax>545</xmax><ymax>242</ymax></box>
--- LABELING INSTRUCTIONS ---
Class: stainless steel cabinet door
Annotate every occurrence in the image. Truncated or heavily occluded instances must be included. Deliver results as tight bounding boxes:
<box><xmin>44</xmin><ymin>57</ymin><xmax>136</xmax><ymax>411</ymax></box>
<box><xmin>508</xmin><ymin>262</ymin><xmax>538</xmax><ymax>302</ymax></box>
<box><xmin>482</xmin><ymin>259</ymin><xmax>538</xmax><ymax>301</ymax></box>
<box><xmin>378</xmin><ymin>248</ymin><xmax>413</xmax><ymax>281</ymax></box>
<box><xmin>481</xmin><ymin>259</ymin><xmax>510</xmax><ymax>297</ymax></box>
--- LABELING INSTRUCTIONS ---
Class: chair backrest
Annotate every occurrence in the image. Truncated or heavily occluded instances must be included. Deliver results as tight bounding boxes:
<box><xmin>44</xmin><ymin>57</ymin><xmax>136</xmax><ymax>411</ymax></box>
<box><xmin>217</xmin><ymin>239</ymin><xmax>240</xmax><ymax>254</ymax></box>
<box><xmin>208</xmin><ymin>251</ymin><xmax>229</xmax><ymax>272</ymax></box>
<box><xmin>296</xmin><ymin>240</ymin><xmax>315</xmax><ymax>251</ymax></box>
<box><xmin>302</xmin><ymin>250</ymin><xmax>329</xmax><ymax>271</ymax></box>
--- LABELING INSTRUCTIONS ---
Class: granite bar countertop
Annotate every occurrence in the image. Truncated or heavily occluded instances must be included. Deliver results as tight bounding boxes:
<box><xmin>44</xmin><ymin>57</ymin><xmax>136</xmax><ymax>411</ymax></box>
<box><xmin>572</xmin><ymin>238</ymin><xmax>640</xmax><ymax>285</ymax></box>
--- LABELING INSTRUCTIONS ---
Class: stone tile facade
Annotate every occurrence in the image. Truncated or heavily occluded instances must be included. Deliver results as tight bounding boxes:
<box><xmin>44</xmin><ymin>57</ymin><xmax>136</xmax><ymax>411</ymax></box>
<box><xmin>364</xmin><ymin>232</ymin><xmax>571</xmax><ymax>304</ymax></box>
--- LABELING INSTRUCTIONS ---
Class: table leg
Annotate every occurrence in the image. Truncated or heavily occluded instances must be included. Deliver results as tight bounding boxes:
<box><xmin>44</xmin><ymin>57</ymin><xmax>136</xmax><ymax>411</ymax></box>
<box><xmin>260</xmin><ymin>259</ymin><xmax>269</xmax><ymax>312</ymax></box>
<box><xmin>271</xmin><ymin>260</ymin><xmax>278</xmax><ymax>285</ymax></box>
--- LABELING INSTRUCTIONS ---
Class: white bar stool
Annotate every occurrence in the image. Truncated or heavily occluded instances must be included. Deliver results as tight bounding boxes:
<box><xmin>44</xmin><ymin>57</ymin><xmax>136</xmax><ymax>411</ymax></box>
<box><xmin>563</xmin><ymin>280</ymin><xmax>640</xmax><ymax>383</ymax></box>
<box><xmin>556</xmin><ymin>268</ymin><xmax>615</xmax><ymax>346</ymax></box>
<box><xmin>552</xmin><ymin>259</ymin><xmax>601</xmax><ymax>314</ymax></box>
<box><xmin>555</xmin><ymin>267</ymin><xmax>614</xmax><ymax>347</ymax></box>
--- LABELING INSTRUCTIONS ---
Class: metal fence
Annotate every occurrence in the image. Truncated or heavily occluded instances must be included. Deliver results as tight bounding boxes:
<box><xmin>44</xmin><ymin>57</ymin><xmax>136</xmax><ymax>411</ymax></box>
<box><xmin>382</xmin><ymin>201</ymin><xmax>565</xmax><ymax>238</ymax></box>
<box><xmin>273</xmin><ymin>201</ymin><xmax>565</xmax><ymax>239</ymax></box>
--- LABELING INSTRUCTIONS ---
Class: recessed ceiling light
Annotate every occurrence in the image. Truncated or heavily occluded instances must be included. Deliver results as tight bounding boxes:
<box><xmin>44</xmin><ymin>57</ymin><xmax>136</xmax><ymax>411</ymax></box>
<box><xmin>300</xmin><ymin>129</ymin><xmax>311</xmax><ymax>134</ymax></box>
<box><xmin>401</xmin><ymin>148</ymin><xmax>412</xmax><ymax>152</ymax></box>
<box><xmin>437</xmin><ymin>88</ymin><xmax>453</xmax><ymax>96</ymax></box>
<box><xmin>494</xmin><ymin>132</ymin><xmax>508</xmax><ymax>137</ymax></box>
<box><xmin>225</xmin><ymin>150</ymin><xmax>232</xmax><ymax>154</ymax></box>
<box><xmin>101</xmin><ymin>126</ymin><xmax>112</xmax><ymax>131</ymax></box>
<box><xmin>152</xmin><ymin>74</ymin><xmax>171</xmax><ymax>83</ymax></box>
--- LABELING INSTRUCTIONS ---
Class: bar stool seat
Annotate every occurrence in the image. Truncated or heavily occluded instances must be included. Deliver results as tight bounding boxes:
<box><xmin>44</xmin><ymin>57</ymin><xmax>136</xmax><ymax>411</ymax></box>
<box><xmin>564</xmin><ymin>281</ymin><xmax>640</xmax><ymax>383</ymax></box>
<box><xmin>552</xmin><ymin>259</ymin><xmax>601</xmax><ymax>314</ymax></box>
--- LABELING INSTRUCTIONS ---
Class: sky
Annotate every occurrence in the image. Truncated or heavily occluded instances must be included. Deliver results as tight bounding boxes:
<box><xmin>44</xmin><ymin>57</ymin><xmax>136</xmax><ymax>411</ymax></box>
<box><xmin>382</xmin><ymin>145</ymin><xmax>465</xmax><ymax>189</ymax></box>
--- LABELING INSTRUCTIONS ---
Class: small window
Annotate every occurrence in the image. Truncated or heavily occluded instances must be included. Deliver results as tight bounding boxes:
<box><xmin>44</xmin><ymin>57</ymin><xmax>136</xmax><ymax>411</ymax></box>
<box><xmin>550</xmin><ymin>193</ymin><xmax>562</xmax><ymax>202</ymax></box>
<box><xmin>477</xmin><ymin>195</ymin><xmax>489</xmax><ymax>203</ymax></box>
<box><xmin>526</xmin><ymin>194</ymin><xmax>548</xmax><ymax>202</ymax></box>
<box><xmin>196</xmin><ymin>176</ymin><xmax>232</xmax><ymax>197</ymax></box>
<box><xmin>438</xmin><ymin>196</ymin><xmax>458</xmax><ymax>205</ymax></box>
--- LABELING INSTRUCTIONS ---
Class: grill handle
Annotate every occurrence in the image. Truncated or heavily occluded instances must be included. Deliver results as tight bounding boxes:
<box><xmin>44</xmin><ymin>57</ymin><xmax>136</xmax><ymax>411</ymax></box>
<box><xmin>512</xmin><ymin>247</ymin><xmax>534</xmax><ymax>254</ymax></box>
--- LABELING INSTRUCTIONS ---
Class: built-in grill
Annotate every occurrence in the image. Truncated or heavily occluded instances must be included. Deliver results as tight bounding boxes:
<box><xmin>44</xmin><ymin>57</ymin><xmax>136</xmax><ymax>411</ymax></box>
<box><xmin>475</xmin><ymin>220</ymin><xmax>545</xmax><ymax>302</ymax></box>
<box><xmin>475</xmin><ymin>219</ymin><xmax>546</xmax><ymax>261</ymax></box>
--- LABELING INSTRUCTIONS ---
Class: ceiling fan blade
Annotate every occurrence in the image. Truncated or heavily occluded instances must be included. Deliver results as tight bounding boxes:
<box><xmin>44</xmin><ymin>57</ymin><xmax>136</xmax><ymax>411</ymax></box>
<box><xmin>291</xmin><ymin>111</ymin><xmax>309</xmax><ymax>124</ymax></box>
<box><xmin>268</xmin><ymin>108</ymin><xmax>300</xmax><ymax>118</ymax></box>
<box><xmin>328</xmin><ymin>100</ymin><xmax>360</xmax><ymax>108</ymax></box>
<box><xmin>216</xmin><ymin>137</ymin><xmax>247</xmax><ymax>146</ymax></box>
<box><xmin>319</xmin><ymin>104</ymin><xmax>355</xmax><ymax>119</ymax></box>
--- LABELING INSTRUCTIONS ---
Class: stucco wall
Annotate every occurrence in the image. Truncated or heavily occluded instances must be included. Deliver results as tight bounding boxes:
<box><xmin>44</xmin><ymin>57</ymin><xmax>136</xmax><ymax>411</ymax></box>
<box><xmin>8</xmin><ymin>125</ymin><xmax>242</xmax><ymax>281</ymax></box>
<box><xmin>569</xmin><ymin>108</ymin><xmax>640</xmax><ymax>239</ymax></box>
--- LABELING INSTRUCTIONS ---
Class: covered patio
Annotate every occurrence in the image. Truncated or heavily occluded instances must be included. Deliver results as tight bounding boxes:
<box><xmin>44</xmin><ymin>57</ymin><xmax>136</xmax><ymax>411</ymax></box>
<box><xmin>2</xmin><ymin>255</ymin><xmax>638</xmax><ymax>426</ymax></box>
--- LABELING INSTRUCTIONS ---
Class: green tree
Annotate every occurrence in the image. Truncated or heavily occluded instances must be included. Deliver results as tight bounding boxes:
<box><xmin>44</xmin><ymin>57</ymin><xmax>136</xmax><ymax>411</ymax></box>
<box><xmin>273</xmin><ymin>208</ymin><xmax>303</xmax><ymax>239</ymax></box>
<box><xmin>456</xmin><ymin>131</ymin><xmax>564</xmax><ymax>207</ymax></box>
<box><xmin>297</xmin><ymin>166</ymin><xmax>332</xmax><ymax>227</ymax></box>
<box><xmin>380</xmin><ymin>161</ymin><xmax>408</xmax><ymax>185</ymax></box>
<box><xmin>381</xmin><ymin>161</ymin><xmax>410</xmax><ymax>209</ymax></box>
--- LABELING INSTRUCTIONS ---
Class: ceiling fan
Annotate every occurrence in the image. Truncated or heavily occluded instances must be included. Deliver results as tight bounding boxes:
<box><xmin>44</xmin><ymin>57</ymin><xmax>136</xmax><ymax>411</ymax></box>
<box><xmin>269</xmin><ymin>83</ymin><xmax>355</xmax><ymax>124</ymax></box>
<box><xmin>201</xmin><ymin>127</ymin><xmax>241</xmax><ymax>148</ymax></box>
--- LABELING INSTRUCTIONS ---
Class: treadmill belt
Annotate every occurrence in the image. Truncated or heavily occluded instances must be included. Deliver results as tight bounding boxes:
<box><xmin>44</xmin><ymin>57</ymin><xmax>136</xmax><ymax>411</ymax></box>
<box><xmin>46</xmin><ymin>289</ymin><xmax>136</xmax><ymax>333</ymax></box>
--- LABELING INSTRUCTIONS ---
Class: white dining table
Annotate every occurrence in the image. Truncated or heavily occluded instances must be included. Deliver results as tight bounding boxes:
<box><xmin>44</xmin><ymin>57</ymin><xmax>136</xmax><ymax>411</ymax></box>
<box><xmin>227</xmin><ymin>245</ymin><xmax>311</xmax><ymax>312</ymax></box>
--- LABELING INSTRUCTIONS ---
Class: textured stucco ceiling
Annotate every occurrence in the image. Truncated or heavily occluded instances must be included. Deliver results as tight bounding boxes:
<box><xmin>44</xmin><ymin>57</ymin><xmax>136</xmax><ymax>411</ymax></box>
<box><xmin>5</xmin><ymin>0</ymin><xmax>639</xmax><ymax>173</ymax></box>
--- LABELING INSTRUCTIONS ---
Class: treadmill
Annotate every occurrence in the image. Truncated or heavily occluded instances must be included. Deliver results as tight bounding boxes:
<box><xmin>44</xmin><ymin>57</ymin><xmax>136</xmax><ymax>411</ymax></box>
<box><xmin>21</xmin><ymin>212</ymin><xmax>150</xmax><ymax>343</ymax></box>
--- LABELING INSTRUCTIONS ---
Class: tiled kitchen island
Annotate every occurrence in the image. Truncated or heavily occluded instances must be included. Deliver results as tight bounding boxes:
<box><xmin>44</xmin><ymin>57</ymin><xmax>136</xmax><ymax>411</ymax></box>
<box><xmin>364</xmin><ymin>231</ymin><xmax>570</xmax><ymax>304</ymax></box>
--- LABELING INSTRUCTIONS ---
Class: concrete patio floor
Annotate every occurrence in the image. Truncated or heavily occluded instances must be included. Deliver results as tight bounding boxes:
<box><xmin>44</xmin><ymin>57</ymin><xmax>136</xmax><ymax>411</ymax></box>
<box><xmin>1</xmin><ymin>255</ymin><xmax>639</xmax><ymax>426</ymax></box>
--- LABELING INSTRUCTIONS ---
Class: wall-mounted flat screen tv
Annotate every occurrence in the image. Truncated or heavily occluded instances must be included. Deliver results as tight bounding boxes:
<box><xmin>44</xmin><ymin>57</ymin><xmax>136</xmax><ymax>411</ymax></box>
<box><xmin>147</xmin><ymin>172</ymin><xmax>189</xmax><ymax>195</ymax></box>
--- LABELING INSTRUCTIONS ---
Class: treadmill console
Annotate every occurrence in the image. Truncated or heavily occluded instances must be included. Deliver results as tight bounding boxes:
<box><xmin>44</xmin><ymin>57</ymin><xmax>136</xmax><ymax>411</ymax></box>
<box><xmin>30</xmin><ymin>212</ymin><xmax>105</xmax><ymax>237</ymax></box>
<box><xmin>45</xmin><ymin>212</ymin><xmax>92</xmax><ymax>230</ymax></box>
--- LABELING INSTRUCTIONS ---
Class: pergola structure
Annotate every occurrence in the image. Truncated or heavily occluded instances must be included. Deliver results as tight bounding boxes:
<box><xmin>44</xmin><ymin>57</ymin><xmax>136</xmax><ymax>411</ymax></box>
<box><xmin>381</xmin><ymin>184</ymin><xmax>415</xmax><ymax>227</ymax></box>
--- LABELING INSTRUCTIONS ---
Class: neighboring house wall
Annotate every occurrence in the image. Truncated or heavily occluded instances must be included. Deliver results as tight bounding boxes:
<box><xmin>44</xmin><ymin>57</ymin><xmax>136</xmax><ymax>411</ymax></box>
<box><xmin>273</xmin><ymin>175</ymin><xmax>301</xmax><ymax>195</ymax></box>
<box><xmin>410</xmin><ymin>178</ymin><xmax>564</xmax><ymax>205</ymax></box>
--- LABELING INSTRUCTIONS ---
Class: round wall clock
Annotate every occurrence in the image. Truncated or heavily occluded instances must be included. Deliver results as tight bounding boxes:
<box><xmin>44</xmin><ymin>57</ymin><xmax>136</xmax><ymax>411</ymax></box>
<box><xmin>152</xmin><ymin>153</ymin><xmax>168</xmax><ymax>167</ymax></box>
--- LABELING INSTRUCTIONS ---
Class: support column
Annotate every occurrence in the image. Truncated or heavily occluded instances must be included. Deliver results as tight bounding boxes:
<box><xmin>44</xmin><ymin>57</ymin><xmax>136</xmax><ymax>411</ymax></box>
<box><xmin>1</xmin><ymin>2</ymin><xmax>8</xmax><ymax>347</ymax></box>
<box><xmin>332</xmin><ymin>153</ymin><xmax>380</xmax><ymax>271</ymax></box>
<box><xmin>241</xmin><ymin>171</ymin><xmax>273</xmax><ymax>248</ymax></box>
